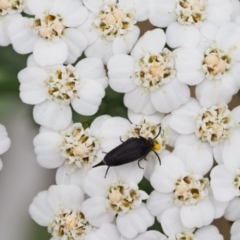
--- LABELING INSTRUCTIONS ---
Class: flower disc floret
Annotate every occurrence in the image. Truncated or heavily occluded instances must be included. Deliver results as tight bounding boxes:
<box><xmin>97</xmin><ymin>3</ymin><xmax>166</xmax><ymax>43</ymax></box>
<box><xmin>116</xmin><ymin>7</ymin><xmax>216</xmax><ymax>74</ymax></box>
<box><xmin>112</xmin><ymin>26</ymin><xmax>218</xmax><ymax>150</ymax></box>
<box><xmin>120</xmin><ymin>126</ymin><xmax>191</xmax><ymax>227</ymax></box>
<box><xmin>30</xmin><ymin>12</ymin><xmax>66</xmax><ymax>40</ymax></box>
<box><xmin>168</xmin><ymin>231</ymin><xmax>194</xmax><ymax>240</ymax></box>
<box><xmin>134</xmin><ymin>49</ymin><xmax>175</xmax><ymax>91</ymax></box>
<box><xmin>174</xmin><ymin>175</ymin><xmax>209</xmax><ymax>206</ymax></box>
<box><xmin>195</xmin><ymin>104</ymin><xmax>234</xmax><ymax>146</ymax></box>
<box><xmin>202</xmin><ymin>45</ymin><xmax>232</xmax><ymax>80</ymax></box>
<box><xmin>0</xmin><ymin>0</ymin><xmax>24</xmax><ymax>16</ymax></box>
<box><xmin>45</xmin><ymin>65</ymin><xmax>80</xmax><ymax>105</ymax></box>
<box><xmin>107</xmin><ymin>181</ymin><xmax>142</xmax><ymax>215</ymax></box>
<box><xmin>48</xmin><ymin>209</ymin><xmax>92</xmax><ymax>240</ymax></box>
<box><xmin>94</xmin><ymin>3</ymin><xmax>136</xmax><ymax>41</ymax></box>
<box><xmin>175</xmin><ymin>0</ymin><xmax>207</xmax><ymax>26</ymax></box>
<box><xmin>60</xmin><ymin>123</ymin><xmax>100</xmax><ymax>169</ymax></box>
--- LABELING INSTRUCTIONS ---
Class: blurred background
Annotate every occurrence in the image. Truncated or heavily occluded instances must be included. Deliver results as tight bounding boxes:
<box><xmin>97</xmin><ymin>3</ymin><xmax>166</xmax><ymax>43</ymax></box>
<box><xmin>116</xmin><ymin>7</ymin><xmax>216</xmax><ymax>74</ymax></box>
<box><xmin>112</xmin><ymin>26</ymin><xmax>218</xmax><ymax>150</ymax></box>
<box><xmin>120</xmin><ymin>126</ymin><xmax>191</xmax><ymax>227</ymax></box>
<box><xmin>0</xmin><ymin>21</ymin><xmax>237</xmax><ymax>240</ymax></box>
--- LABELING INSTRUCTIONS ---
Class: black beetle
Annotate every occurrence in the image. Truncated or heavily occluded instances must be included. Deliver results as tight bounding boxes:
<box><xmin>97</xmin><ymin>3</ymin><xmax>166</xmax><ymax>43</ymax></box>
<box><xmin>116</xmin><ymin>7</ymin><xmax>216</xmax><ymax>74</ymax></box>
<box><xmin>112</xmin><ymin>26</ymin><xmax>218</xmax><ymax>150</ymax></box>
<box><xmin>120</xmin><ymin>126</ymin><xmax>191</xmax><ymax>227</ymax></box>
<box><xmin>95</xmin><ymin>126</ymin><xmax>162</xmax><ymax>177</ymax></box>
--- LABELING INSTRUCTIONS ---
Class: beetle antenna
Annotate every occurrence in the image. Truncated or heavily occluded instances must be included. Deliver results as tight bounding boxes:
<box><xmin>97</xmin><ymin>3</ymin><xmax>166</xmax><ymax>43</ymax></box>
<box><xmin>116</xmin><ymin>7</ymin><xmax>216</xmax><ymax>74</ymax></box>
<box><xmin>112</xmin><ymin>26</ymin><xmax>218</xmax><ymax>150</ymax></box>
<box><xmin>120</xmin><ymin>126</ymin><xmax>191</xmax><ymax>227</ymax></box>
<box><xmin>104</xmin><ymin>166</ymin><xmax>111</xmax><ymax>178</ymax></box>
<box><xmin>119</xmin><ymin>136</ymin><xmax>124</xmax><ymax>143</ymax></box>
<box><xmin>153</xmin><ymin>150</ymin><xmax>161</xmax><ymax>165</ymax></box>
<box><xmin>138</xmin><ymin>158</ymin><xmax>144</xmax><ymax>169</ymax></box>
<box><xmin>153</xmin><ymin>126</ymin><xmax>161</xmax><ymax>140</ymax></box>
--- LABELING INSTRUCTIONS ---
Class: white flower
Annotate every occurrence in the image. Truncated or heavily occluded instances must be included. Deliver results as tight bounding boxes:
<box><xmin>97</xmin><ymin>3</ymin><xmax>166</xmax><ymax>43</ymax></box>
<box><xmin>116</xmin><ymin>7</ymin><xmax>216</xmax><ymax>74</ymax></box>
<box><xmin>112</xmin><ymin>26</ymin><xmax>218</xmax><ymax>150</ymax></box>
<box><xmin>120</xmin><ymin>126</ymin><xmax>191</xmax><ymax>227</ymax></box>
<box><xmin>108</xmin><ymin>29</ymin><xmax>190</xmax><ymax>114</ymax></box>
<box><xmin>33</xmin><ymin>115</ymin><xmax>111</xmax><ymax>190</ymax></box>
<box><xmin>80</xmin><ymin>0</ymin><xmax>148</xmax><ymax>64</ymax></box>
<box><xmin>231</xmin><ymin>0</ymin><xmax>240</xmax><ymax>21</ymax></box>
<box><xmin>100</xmin><ymin>109</ymin><xmax>178</xmax><ymax>180</ymax></box>
<box><xmin>8</xmin><ymin>0</ymin><xmax>88</xmax><ymax>66</ymax></box>
<box><xmin>147</xmin><ymin>154</ymin><xmax>227</xmax><ymax>229</ymax></box>
<box><xmin>0</xmin><ymin>124</ymin><xmax>11</xmax><ymax>170</ymax></box>
<box><xmin>224</xmin><ymin>197</ymin><xmax>240</xmax><ymax>221</ymax></box>
<box><xmin>231</xmin><ymin>220</ymin><xmax>240</xmax><ymax>240</ymax></box>
<box><xmin>29</xmin><ymin>184</ymin><xmax>95</xmax><ymax>240</ymax></box>
<box><xmin>18</xmin><ymin>55</ymin><xmax>107</xmax><ymax>130</ymax></box>
<box><xmin>0</xmin><ymin>0</ymin><xmax>25</xmax><ymax>46</ymax></box>
<box><xmin>82</xmin><ymin>163</ymin><xmax>154</xmax><ymax>239</ymax></box>
<box><xmin>175</xmin><ymin>23</ymin><xmax>240</xmax><ymax>107</ymax></box>
<box><xmin>148</xmin><ymin>0</ymin><xmax>233</xmax><ymax>48</ymax></box>
<box><xmin>169</xmin><ymin>98</ymin><xmax>240</xmax><ymax>164</ymax></box>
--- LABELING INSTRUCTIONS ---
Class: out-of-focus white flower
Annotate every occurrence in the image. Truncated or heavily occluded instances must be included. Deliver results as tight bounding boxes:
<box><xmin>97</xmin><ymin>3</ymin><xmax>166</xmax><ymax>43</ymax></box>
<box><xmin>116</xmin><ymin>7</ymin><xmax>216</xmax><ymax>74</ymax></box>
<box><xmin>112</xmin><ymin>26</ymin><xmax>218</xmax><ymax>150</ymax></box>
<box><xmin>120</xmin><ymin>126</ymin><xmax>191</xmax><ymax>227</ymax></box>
<box><xmin>80</xmin><ymin>0</ymin><xmax>149</xmax><ymax>64</ymax></box>
<box><xmin>29</xmin><ymin>184</ymin><xmax>96</xmax><ymax>240</ymax></box>
<box><xmin>147</xmin><ymin>154</ymin><xmax>227</xmax><ymax>229</ymax></box>
<box><xmin>108</xmin><ymin>29</ymin><xmax>190</xmax><ymax>114</ymax></box>
<box><xmin>148</xmin><ymin>0</ymin><xmax>233</xmax><ymax>48</ymax></box>
<box><xmin>0</xmin><ymin>124</ymin><xmax>11</xmax><ymax>170</ymax></box>
<box><xmin>175</xmin><ymin>23</ymin><xmax>240</xmax><ymax>106</ymax></box>
<box><xmin>231</xmin><ymin>220</ymin><xmax>240</xmax><ymax>240</ymax></box>
<box><xmin>231</xmin><ymin>0</ymin><xmax>240</xmax><ymax>21</ymax></box>
<box><xmin>100</xmin><ymin>109</ymin><xmax>179</xmax><ymax>180</ymax></box>
<box><xmin>8</xmin><ymin>0</ymin><xmax>88</xmax><ymax>66</ymax></box>
<box><xmin>82</xmin><ymin>163</ymin><xmax>154</xmax><ymax>239</ymax></box>
<box><xmin>169</xmin><ymin>98</ymin><xmax>240</xmax><ymax>164</ymax></box>
<box><xmin>224</xmin><ymin>197</ymin><xmax>240</xmax><ymax>221</ymax></box>
<box><xmin>18</xmin><ymin>55</ymin><xmax>107</xmax><ymax>130</ymax></box>
<box><xmin>0</xmin><ymin>0</ymin><xmax>25</xmax><ymax>46</ymax></box>
<box><xmin>33</xmin><ymin>115</ymin><xmax>111</xmax><ymax>190</ymax></box>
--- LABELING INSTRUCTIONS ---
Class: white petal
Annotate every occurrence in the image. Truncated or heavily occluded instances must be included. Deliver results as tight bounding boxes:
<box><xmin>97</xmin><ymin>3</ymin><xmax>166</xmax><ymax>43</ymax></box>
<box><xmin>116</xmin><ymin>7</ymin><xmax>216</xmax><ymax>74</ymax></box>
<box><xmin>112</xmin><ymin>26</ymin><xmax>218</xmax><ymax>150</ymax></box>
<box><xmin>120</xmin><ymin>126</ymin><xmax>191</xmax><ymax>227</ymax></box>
<box><xmin>18</xmin><ymin>67</ymin><xmax>47</xmax><ymax>104</ymax></box>
<box><xmin>173</xmin><ymin>144</ymin><xmax>213</xmax><ymax>175</ymax></box>
<box><xmin>33</xmin><ymin>100</ymin><xmax>72</xmax><ymax>130</ymax></box>
<box><xmin>53</xmin><ymin>0</ymin><xmax>88</xmax><ymax>27</ymax></box>
<box><xmin>27</xmin><ymin>55</ymin><xmax>40</xmax><ymax>68</ymax></box>
<box><xmin>169</xmin><ymin>98</ymin><xmax>200</xmax><ymax>134</ymax></box>
<box><xmin>231</xmin><ymin>220</ymin><xmax>240</xmax><ymax>240</ymax></box>
<box><xmin>83</xmin><ymin>166</ymin><xmax>117</xmax><ymax>197</ymax></box>
<box><xmin>82</xmin><ymin>197</ymin><xmax>114</xmax><ymax>227</ymax></box>
<box><xmin>136</xmin><ymin>231</ymin><xmax>167</xmax><ymax>240</ymax></box>
<box><xmin>213</xmin><ymin>142</ymin><xmax>224</xmax><ymax>164</ymax></box>
<box><xmin>64</xmin><ymin>29</ymin><xmax>88</xmax><ymax>64</ymax></box>
<box><xmin>29</xmin><ymin>191</ymin><xmax>54</xmax><ymax>226</ymax></box>
<box><xmin>0</xmin><ymin>124</ymin><xmax>11</xmax><ymax>155</ymax></box>
<box><xmin>108</xmin><ymin>54</ymin><xmax>136</xmax><ymax>93</ymax></box>
<box><xmin>33</xmin><ymin>39</ymin><xmax>68</xmax><ymax>67</ymax></box>
<box><xmin>116</xmin><ymin>204</ymin><xmax>154</xmax><ymax>239</ymax></box>
<box><xmin>209</xmin><ymin>194</ymin><xmax>229</xmax><ymax>219</ymax></box>
<box><xmin>147</xmin><ymin>191</ymin><xmax>174</xmax><ymax>217</ymax></box>
<box><xmin>47</xmin><ymin>185</ymin><xmax>84</xmax><ymax>211</ymax></box>
<box><xmin>85</xmin><ymin>38</ymin><xmax>113</xmax><ymax>65</ymax></box>
<box><xmin>82</xmin><ymin>0</ymin><xmax>113</xmax><ymax>12</ymax></box>
<box><xmin>151</xmin><ymin>155</ymin><xmax>185</xmax><ymax>193</ymax></box>
<box><xmin>210</xmin><ymin>165</ymin><xmax>236</xmax><ymax>202</ymax></box>
<box><xmin>8</xmin><ymin>16</ymin><xmax>38</xmax><ymax>54</ymax></box>
<box><xmin>90</xmin><ymin>115</ymin><xmax>112</xmax><ymax>138</ymax></box>
<box><xmin>128</xmin><ymin>109</ymin><xmax>164</xmax><ymax>125</ymax></box>
<box><xmin>194</xmin><ymin>225</ymin><xmax>223</xmax><ymax>240</ymax></box>
<box><xmin>124</xmin><ymin>87</ymin><xmax>156</xmax><ymax>114</ymax></box>
<box><xmin>0</xmin><ymin>159</ymin><xmax>2</xmax><ymax>171</ymax></box>
<box><xmin>56</xmin><ymin>165</ymin><xmax>87</xmax><ymax>191</ymax></box>
<box><xmin>134</xmin><ymin>0</ymin><xmax>149</xmax><ymax>21</ymax></box>
<box><xmin>150</xmin><ymin>78</ymin><xmax>190</xmax><ymax>113</ymax></box>
<box><xmin>148</xmin><ymin>0</ymin><xmax>176</xmax><ymax>28</ymax></box>
<box><xmin>131</xmin><ymin>29</ymin><xmax>166</xmax><ymax>58</ymax></box>
<box><xmin>112</xmin><ymin>26</ymin><xmax>140</xmax><ymax>54</ymax></box>
<box><xmin>232</xmin><ymin>63</ymin><xmax>240</xmax><ymax>89</ymax></box>
<box><xmin>224</xmin><ymin>197</ymin><xmax>240</xmax><ymax>221</ymax></box>
<box><xmin>161</xmin><ymin>207</ymin><xmax>187</xmax><ymax>236</ymax></box>
<box><xmin>33</xmin><ymin>131</ymin><xmax>64</xmax><ymax>168</ymax></box>
<box><xmin>200</xmin><ymin>22</ymin><xmax>219</xmax><ymax>41</ymax></box>
<box><xmin>232</xmin><ymin>106</ymin><xmax>240</xmax><ymax>123</ymax></box>
<box><xmin>75</xmin><ymin>58</ymin><xmax>108</xmax><ymax>89</ymax></box>
<box><xmin>27</xmin><ymin>0</ymin><xmax>54</xmax><ymax>15</ymax></box>
<box><xmin>181</xmin><ymin>200</ymin><xmax>214</xmax><ymax>228</ymax></box>
<box><xmin>166</xmin><ymin>22</ymin><xmax>200</xmax><ymax>48</ymax></box>
<box><xmin>71</xmin><ymin>80</ymin><xmax>105</xmax><ymax>116</ymax></box>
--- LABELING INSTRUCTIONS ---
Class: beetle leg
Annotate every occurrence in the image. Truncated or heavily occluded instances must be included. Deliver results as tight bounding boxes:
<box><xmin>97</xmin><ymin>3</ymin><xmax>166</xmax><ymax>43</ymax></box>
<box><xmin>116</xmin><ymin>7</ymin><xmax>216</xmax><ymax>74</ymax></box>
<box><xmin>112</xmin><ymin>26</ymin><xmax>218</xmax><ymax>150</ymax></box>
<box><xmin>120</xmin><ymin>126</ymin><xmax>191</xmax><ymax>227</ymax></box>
<box><xmin>153</xmin><ymin>150</ymin><xmax>161</xmax><ymax>165</ymax></box>
<box><xmin>119</xmin><ymin>136</ymin><xmax>124</xmax><ymax>143</ymax></box>
<box><xmin>138</xmin><ymin>158</ymin><xmax>144</xmax><ymax>169</ymax></box>
<box><xmin>102</xmin><ymin>151</ymin><xmax>108</xmax><ymax>154</ymax></box>
<box><xmin>104</xmin><ymin>166</ymin><xmax>111</xmax><ymax>178</ymax></box>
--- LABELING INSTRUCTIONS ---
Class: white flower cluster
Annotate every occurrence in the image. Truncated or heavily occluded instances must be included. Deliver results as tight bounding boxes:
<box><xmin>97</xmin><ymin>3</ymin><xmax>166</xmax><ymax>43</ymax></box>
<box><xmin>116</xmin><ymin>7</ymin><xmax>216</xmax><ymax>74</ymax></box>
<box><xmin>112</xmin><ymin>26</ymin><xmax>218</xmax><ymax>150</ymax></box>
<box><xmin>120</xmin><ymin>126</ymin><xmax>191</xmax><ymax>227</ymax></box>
<box><xmin>2</xmin><ymin>0</ymin><xmax>240</xmax><ymax>239</ymax></box>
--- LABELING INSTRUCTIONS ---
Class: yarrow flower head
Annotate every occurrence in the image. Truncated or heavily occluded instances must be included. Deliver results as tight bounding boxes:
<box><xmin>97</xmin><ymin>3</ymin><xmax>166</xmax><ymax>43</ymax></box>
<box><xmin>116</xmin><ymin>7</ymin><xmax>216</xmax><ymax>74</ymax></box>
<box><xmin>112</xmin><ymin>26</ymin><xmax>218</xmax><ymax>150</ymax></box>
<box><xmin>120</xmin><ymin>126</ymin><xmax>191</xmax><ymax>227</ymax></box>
<box><xmin>149</xmin><ymin>0</ymin><xmax>233</xmax><ymax>48</ymax></box>
<box><xmin>33</xmin><ymin>116</ymin><xmax>111</xmax><ymax>190</ymax></box>
<box><xmin>8</xmin><ymin>0</ymin><xmax>89</xmax><ymax>66</ymax></box>
<box><xmin>0</xmin><ymin>124</ymin><xmax>11</xmax><ymax>170</ymax></box>
<box><xmin>82</xmin><ymin>163</ymin><xmax>154</xmax><ymax>239</ymax></box>
<box><xmin>29</xmin><ymin>185</ymin><xmax>98</xmax><ymax>240</ymax></box>
<box><xmin>108</xmin><ymin>29</ymin><xmax>190</xmax><ymax>114</ymax></box>
<box><xmin>18</xmin><ymin>55</ymin><xmax>107</xmax><ymax>130</ymax></box>
<box><xmin>0</xmin><ymin>0</ymin><xmax>25</xmax><ymax>46</ymax></box>
<box><xmin>80</xmin><ymin>0</ymin><xmax>149</xmax><ymax>64</ymax></box>
<box><xmin>169</xmin><ymin>98</ymin><xmax>240</xmax><ymax>164</ymax></box>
